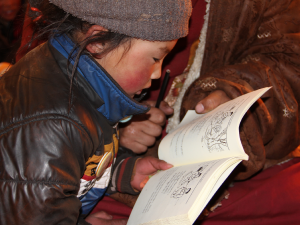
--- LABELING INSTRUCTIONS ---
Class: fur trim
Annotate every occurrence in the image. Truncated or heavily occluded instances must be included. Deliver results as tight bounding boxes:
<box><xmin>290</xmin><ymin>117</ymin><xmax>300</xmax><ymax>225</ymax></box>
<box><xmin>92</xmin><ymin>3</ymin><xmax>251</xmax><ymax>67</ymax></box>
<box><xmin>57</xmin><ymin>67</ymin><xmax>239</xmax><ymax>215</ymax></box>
<box><xmin>166</xmin><ymin>0</ymin><xmax>211</xmax><ymax>133</ymax></box>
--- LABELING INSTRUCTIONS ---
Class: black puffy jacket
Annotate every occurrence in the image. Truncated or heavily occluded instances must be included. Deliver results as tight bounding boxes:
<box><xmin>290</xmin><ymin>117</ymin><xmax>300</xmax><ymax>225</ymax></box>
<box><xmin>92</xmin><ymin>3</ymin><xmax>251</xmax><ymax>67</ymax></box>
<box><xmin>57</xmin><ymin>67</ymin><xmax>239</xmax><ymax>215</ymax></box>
<box><xmin>0</xmin><ymin>38</ymin><xmax>147</xmax><ymax>224</ymax></box>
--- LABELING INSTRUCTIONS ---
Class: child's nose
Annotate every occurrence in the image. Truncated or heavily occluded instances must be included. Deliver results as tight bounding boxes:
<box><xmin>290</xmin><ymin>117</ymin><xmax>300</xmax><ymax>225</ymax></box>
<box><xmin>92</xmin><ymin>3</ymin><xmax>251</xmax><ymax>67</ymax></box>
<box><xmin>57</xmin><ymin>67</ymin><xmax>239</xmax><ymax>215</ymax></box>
<box><xmin>151</xmin><ymin>65</ymin><xmax>162</xmax><ymax>80</ymax></box>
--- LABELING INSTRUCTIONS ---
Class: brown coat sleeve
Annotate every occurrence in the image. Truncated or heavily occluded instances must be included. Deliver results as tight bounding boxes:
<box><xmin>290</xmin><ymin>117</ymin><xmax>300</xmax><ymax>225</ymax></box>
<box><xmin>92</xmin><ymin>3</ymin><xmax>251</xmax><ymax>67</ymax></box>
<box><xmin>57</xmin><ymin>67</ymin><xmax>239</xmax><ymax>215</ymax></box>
<box><xmin>181</xmin><ymin>0</ymin><xmax>300</xmax><ymax>179</ymax></box>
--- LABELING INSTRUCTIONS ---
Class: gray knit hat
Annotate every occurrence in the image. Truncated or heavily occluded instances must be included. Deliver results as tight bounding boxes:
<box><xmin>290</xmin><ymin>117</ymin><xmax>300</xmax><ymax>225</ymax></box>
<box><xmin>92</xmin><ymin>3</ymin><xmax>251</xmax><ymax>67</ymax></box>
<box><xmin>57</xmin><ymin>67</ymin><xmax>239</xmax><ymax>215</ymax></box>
<box><xmin>49</xmin><ymin>0</ymin><xmax>192</xmax><ymax>41</ymax></box>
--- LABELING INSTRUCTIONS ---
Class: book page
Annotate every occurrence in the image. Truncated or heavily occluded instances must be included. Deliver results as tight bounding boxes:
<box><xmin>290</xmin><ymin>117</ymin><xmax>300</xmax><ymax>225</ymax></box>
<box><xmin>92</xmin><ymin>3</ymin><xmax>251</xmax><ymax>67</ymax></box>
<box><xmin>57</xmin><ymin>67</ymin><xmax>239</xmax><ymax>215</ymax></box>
<box><xmin>159</xmin><ymin>87</ymin><xmax>271</xmax><ymax>166</ymax></box>
<box><xmin>127</xmin><ymin>157</ymin><xmax>241</xmax><ymax>225</ymax></box>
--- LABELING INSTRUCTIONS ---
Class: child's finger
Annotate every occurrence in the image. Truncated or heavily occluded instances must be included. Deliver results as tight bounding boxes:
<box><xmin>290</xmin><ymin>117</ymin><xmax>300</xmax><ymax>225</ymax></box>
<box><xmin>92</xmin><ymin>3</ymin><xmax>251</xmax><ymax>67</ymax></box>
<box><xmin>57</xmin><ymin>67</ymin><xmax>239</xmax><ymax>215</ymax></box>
<box><xmin>157</xmin><ymin>159</ymin><xmax>173</xmax><ymax>170</ymax></box>
<box><xmin>140</xmin><ymin>176</ymin><xmax>150</xmax><ymax>188</ymax></box>
<box><xmin>149</xmin><ymin>157</ymin><xmax>173</xmax><ymax>171</ymax></box>
<box><xmin>88</xmin><ymin>211</ymin><xmax>113</xmax><ymax>220</ymax></box>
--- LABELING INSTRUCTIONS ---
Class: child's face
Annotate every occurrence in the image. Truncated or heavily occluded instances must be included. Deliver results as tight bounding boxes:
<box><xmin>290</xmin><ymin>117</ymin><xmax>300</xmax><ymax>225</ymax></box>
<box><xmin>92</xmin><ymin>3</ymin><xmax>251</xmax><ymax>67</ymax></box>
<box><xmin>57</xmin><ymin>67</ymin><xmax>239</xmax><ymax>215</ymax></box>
<box><xmin>0</xmin><ymin>0</ymin><xmax>21</xmax><ymax>21</ymax></box>
<box><xmin>97</xmin><ymin>39</ymin><xmax>177</xmax><ymax>98</ymax></box>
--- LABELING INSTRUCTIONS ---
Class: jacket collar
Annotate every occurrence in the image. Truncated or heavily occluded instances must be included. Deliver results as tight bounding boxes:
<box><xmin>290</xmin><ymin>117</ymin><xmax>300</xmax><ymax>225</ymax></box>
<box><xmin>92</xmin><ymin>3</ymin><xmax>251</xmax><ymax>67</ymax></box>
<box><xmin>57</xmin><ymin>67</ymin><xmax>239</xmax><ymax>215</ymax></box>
<box><xmin>49</xmin><ymin>34</ymin><xmax>149</xmax><ymax>124</ymax></box>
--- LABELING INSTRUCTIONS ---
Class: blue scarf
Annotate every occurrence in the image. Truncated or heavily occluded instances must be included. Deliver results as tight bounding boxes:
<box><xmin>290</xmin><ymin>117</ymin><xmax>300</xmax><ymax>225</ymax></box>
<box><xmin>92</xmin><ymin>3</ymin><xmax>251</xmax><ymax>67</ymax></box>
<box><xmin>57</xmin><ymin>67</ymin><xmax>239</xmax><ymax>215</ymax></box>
<box><xmin>49</xmin><ymin>34</ymin><xmax>149</xmax><ymax>124</ymax></box>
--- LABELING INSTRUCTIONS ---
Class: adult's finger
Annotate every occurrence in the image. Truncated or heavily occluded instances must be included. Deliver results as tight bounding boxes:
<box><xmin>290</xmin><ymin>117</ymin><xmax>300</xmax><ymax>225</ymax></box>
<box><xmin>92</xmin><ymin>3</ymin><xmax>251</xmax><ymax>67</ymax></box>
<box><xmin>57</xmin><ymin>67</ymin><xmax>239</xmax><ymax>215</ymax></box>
<box><xmin>195</xmin><ymin>90</ymin><xmax>230</xmax><ymax>113</ymax></box>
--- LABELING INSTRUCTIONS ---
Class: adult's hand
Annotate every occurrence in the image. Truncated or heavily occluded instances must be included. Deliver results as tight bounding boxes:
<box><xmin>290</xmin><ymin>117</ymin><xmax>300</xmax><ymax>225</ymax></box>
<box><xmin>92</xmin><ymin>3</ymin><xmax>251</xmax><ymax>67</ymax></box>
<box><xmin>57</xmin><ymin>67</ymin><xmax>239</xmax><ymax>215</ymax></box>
<box><xmin>85</xmin><ymin>211</ymin><xmax>127</xmax><ymax>225</ymax></box>
<box><xmin>119</xmin><ymin>100</ymin><xmax>173</xmax><ymax>154</ymax></box>
<box><xmin>194</xmin><ymin>90</ymin><xmax>231</xmax><ymax>114</ymax></box>
<box><xmin>184</xmin><ymin>89</ymin><xmax>269</xmax><ymax>180</ymax></box>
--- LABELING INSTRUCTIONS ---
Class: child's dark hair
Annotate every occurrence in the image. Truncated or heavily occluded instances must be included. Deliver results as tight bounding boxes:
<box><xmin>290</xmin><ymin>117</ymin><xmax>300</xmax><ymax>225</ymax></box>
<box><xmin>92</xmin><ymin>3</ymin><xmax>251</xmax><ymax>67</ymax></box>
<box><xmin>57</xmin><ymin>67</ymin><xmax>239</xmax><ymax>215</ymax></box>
<box><xmin>27</xmin><ymin>0</ymin><xmax>132</xmax><ymax>108</ymax></box>
<box><xmin>28</xmin><ymin>0</ymin><xmax>132</xmax><ymax>57</ymax></box>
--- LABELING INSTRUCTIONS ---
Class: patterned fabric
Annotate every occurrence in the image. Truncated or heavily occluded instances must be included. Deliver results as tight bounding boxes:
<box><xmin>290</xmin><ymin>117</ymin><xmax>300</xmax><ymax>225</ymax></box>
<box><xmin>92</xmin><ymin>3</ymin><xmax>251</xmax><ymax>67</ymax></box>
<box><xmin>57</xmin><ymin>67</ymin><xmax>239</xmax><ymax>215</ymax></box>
<box><xmin>169</xmin><ymin>0</ymin><xmax>300</xmax><ymax>181</ymax></box>
<box><xmin>164</xmin><ymin>39</ymin><xmax>200</xmax><ymax>107</ymax></box>
<box><xmin>78</xmin><ymin>133</ymin><xmax>118</xmax><ymax>215</ymax></box>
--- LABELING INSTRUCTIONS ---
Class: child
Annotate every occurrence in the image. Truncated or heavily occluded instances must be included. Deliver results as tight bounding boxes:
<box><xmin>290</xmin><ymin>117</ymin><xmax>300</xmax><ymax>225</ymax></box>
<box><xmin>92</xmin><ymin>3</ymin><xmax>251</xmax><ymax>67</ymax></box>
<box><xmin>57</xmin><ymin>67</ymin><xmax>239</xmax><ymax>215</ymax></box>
<box><xmin>0</xmin><ymin>0</ymin><xmax>192</xmax><ymax>224</ymax></box>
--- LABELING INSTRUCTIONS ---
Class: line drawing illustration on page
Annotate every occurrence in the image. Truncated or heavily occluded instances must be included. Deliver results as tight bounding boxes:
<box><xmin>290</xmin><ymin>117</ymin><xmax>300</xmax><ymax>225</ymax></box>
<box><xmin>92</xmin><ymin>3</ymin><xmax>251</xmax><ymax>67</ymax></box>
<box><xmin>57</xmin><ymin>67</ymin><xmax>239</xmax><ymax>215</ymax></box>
<box><xmin>203</xmin><ymin>108</ymin><xmax>235</xmax><ymax>152</ymax></box>
<box><xmin>171</xmin><ymin>166</ymin><xmax>204</xmax><ymax>199</ymax></box>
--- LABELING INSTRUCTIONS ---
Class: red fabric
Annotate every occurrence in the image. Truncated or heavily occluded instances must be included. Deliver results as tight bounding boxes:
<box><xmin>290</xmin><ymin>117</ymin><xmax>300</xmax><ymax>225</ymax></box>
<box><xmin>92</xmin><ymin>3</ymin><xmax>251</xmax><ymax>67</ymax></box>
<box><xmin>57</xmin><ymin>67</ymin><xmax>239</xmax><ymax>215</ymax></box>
<box><xmin>15</xmin><ymin>4</ymin><xmax>44</xmax><ymax>62</ymax></box>
<box><xmin>12</xmin><ymin>10</ymin><xmax>24</xmax><ymax>45</ymax></box>
<box><xmin>196</xmin><ymin>158</ymin><xmax>300</xmax><ymax>225</ymax></box>
<box><xmin>92</xmin><ymin>158</ymin><xmax>300</xmax><ymax>223</ymax></box>
<box><xmin>91</xmin><ymin>196</ymin><xmax>132</xmax><ymax>219</ymax></box>
<box><xmin>117</xmin><ymin>157</ymin><xmax>130</xmax><ymax>192</ymax></box>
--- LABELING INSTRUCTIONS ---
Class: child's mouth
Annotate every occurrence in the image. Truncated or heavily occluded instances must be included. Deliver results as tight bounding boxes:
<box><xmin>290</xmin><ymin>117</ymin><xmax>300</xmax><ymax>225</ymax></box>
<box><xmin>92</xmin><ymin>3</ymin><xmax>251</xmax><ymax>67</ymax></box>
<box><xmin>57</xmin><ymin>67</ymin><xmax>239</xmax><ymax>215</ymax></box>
<box><xmin>135</xmin><ymin>90</ymin><xmax>142</xmax><ymax>95</ymax></box>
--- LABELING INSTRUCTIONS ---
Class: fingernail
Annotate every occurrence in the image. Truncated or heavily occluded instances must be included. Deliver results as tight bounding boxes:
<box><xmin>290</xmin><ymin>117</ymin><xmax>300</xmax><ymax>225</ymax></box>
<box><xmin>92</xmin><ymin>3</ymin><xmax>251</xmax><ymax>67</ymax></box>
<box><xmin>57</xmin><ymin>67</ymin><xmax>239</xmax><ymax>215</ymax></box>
<box><xmin>167</xmin><ymin>163</ymin><xmax>173</xmax><ymax>168</ymax></box>
<box><xmin>196</xmin><ymin>103</ymin><xmax>204</xmax><ymax>113</ymax></box>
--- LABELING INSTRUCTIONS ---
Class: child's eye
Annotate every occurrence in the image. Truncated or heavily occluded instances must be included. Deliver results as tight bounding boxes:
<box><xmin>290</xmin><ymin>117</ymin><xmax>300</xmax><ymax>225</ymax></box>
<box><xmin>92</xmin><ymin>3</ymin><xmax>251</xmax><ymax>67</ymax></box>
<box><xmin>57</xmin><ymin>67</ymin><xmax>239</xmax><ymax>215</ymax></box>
<box><xmin>153</xmin><ymin>58</ymin><xmax>160</xmax><ymax>62</ymax></box>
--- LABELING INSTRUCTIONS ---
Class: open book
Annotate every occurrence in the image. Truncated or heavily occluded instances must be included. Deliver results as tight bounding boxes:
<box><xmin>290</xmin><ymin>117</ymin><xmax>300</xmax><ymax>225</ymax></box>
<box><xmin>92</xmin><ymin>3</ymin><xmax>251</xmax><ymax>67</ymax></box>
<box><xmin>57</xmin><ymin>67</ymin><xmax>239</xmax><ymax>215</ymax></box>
<box><xmin>127</xmin><ymin>87</ymin><xmax>271</xmax><ymax>225</ymax></box>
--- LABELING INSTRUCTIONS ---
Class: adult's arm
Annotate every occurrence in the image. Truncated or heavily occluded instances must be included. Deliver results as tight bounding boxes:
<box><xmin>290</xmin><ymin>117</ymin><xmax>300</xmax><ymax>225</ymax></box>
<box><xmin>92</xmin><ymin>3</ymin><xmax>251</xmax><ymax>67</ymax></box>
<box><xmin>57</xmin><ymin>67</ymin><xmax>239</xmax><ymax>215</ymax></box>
<box><xmin>180</xmin><ymin>0</ymin><xmax>300</xmax><ymax>180</ymax></box>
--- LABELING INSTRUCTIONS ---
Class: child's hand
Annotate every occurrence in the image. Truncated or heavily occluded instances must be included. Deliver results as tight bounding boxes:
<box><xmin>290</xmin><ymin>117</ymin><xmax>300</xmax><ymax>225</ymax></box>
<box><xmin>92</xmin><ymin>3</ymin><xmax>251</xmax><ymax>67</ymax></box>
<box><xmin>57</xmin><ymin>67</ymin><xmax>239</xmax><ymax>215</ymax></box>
<box><xmin>130</xmin><ymin>156</ymin><xmax>173</xmax><ymax>191</ymax></box>
<box><xmin>85</xmin><ymin>211</ymin><xmax>127</xmax><ymax>225</ymax></box>
<box><xmin>119</xmin><ymin>100</ymin><xmax>173</xmax><ymax>154</ymax></box>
